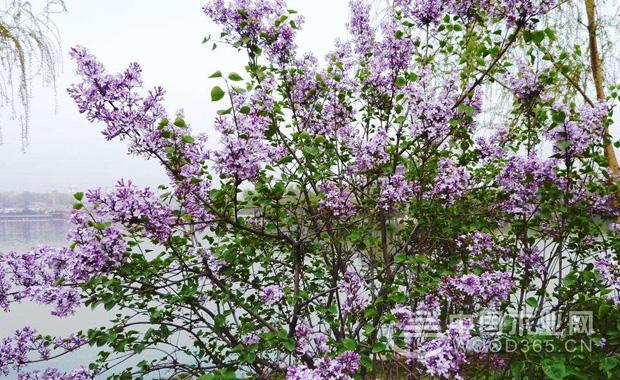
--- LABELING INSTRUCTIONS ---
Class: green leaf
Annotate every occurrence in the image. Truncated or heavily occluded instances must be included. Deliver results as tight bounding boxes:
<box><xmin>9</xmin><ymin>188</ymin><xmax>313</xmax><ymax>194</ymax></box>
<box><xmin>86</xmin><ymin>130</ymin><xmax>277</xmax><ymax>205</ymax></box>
<box><xmin>543</xmin><ymin>362</ymin><xmax>568</xmax><ymax>380</ymax></box>
<box><xmin>526</xmin><ymin>297</ymin><xmax>538</xmax><ymax>308</ymax></box>
<box><xmin>174</xmin><ymin>118</ymin><xmax>187</xmax><ymax>128</ymax></box>
<box><xmin>599</xmin><ymin>303</ymin><xmax>611</xmax><ymax>318</ymax></box>
<box><xmin>600</xmin><ymin>357</ymin><xmax>619</xmax><ymax>372</ymax></box>
<box><xmin>283</xmin><ymin>338</ymin><xmax>296</xmax><ymax>352</ymax></box>
<box><xmin>209</xmin><ymin>70</ymin><xmax>222</xmax><ymax>78</ymax></box>
<box><xmin>564</xmin><ymin>271</ymin><xmax>578</xmax><ymax>287</ymax></box>
<box><xmin>371</xmin><ymin>342</ymin><xmax>386</xmax><ymax>353</ymax></box>
<box><xmin>228</xmin><ymin>72</ymin><xmax>243</xmax><ymax>81</ymax></box>
<box><xmin>73</xmin><ymin>192</ymin><xmax>84</xmax><ymax>201</ymax></box>
<box><xmin>511</xmin><ymin>362</ymin><xmax>525</xmax><ymax>377</ymax></box>
<box><xmin>342</xmin><ymin>338</ymin><xmax>357</xmax><ymax>351</ymax></box>
<box><xmin>532</xmin><ymin>30</ymin><xmax>546</xmax><ymax>45</ymax></box>
<box><xmin>361</xmin><ymin>356</ymin><xmax>373</xmax><ymax>370</ymax></box>
<box><xmin>211</xmin><ymin>86</ymin><xmax>225</xmax><ymax>101</ymax></box>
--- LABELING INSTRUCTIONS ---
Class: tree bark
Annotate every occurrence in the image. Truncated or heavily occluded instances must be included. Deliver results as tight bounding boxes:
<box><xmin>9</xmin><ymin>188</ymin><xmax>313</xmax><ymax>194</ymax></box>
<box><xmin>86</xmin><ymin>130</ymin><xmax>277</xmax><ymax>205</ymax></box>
<box><xmin>584</xmin><ymin>0</ymin><xmax>620</xmax><ymax>179</ymax></box>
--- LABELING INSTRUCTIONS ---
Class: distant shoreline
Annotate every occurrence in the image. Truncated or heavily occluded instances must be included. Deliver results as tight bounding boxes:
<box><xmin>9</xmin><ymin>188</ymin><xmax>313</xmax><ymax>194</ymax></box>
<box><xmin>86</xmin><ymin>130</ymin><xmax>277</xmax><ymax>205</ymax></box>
<box><xmin>0</xmin><ymin>212</ymin><xmax>67</xmax><ymax>222</ymax></box>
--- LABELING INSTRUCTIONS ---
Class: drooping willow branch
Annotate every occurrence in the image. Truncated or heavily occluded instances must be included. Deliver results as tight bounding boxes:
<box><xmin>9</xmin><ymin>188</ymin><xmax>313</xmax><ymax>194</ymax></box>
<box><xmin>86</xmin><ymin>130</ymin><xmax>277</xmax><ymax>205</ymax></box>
<box><xmin>0</xmin><ymin>0</ymin><xmax>65</xmax><ymax>151</ymax></box>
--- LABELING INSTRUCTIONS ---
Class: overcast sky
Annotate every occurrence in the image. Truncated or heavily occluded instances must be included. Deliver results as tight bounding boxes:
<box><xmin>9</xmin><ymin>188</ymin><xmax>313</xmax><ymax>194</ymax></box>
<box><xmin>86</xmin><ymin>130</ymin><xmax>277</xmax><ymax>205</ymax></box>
<box><xmin>0</xmin><ymin>0</ymin><xmax>349</xmax><ymax>192</ymax></box>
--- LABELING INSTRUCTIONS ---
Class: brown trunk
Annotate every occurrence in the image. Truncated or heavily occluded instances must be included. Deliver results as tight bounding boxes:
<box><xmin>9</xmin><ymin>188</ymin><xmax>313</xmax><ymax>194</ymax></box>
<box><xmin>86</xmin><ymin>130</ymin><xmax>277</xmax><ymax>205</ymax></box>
<box><xmin>584</xmin><ymin>0</ymin><xmax>620</xmax><ymax>210</ymax></box>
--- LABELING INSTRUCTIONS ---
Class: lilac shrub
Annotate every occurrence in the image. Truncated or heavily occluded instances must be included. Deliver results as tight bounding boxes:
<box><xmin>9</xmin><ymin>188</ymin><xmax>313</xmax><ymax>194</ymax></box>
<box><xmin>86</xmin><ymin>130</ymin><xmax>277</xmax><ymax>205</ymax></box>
<box><xmin>2</xmin><ymin>0</ymin><xmax>620</xmax><ymax>379</ymax></box>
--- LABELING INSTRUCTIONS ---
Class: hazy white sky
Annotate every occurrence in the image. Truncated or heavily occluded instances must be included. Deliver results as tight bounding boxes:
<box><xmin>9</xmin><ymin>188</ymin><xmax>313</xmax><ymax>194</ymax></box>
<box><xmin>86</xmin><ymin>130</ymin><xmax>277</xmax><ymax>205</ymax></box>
<box><xmin>0</xmin><ymin>0</ymin><xmax>349</xmax><ymax>192</ymax></box>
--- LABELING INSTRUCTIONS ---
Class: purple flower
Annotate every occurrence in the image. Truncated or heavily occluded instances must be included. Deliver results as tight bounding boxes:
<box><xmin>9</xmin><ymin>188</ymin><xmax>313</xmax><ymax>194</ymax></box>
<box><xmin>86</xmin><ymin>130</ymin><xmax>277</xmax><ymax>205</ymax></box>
<box><xmin>518</xmin><ymin>247</ymin><xmax>546</xmax><ymax>274</ymax></box>
<box><xmin>545</xmin><ymin>100</ymin><xmax>607</xmax><ymax>157</ymax></box>
<box><xmin>85</xmin><ymin>180</ymin><xmax>174</xmax><ymax>242</ymax></box>
<box><xmin>505</xmin><ymin>61</ymin><xmax>546</xmax><ymax>102</ymax></box>
<box><xmin>0</xmin><ymin>266</ymin><xmax>11</xmax><ymax>311</ymax></box>
<box><xmin>203</xmin><ymin>0</ymin><xmax>304</xmax><ymax>64</ymax></box>
<box><xmin>294</xmin><ymin>323</ymin><xmax>314</xmax><ymax>354</ymax></box>
<box><xmin>391</xmin><ymin>296</ymin><xmax>442</xmax><ymax>344</ymax></box>
<box><xmin>440</xmin><ymin>271</ymin><xmax>514</xmax><ymax>308</ymax></box>
<box><xmin>0</xmin><ymin>328</ymin><xmax>88</xmax><ymax>377</ymax></box>
<box><xmin>457</xmin><ymin>232</ymin><xmax>509</xmax><ymax>268</ymax></box>
<box><xmin>286</xmin><ymin>352</ymin><xmax>360</xmax><ymax>380</ymax></box>
<box><xmin>416</xmin><ymin>319</ymin><xmax>473</xmax><ymax>379</ymax></box>
<box><xmin>17</xmin><ymin>368</ymin><xmax>93</xmax><ymax>380</ymax></box>
<box><xmin>476</xmin><ymin>126</ymin><xmax>509</xmax><ymax>159</ymax></box>
<box><xmin>68</xmin><ymin>48</ymin><xmax>214</xmax><ymax>228</ymax></box>
<box><xmin>431</xmin><ymin>158</ymin><xmax>471</xmax><ymax>204</ymax></box>
<box><xmin>338</xmin><ymin>270</ymin><xmax>370</xmax><ymax>315</ymax></box>
<box><xmin>240</xmin><ymin>332</ymin><xmax>261</xmax><ymax>345</ymax></box>
<box><xmin>397</xmin><ymin>0</ymin><xmax>446</xmax><ymax>25</ymax></box>
<box><xmin>350</xmin><ymin>130</ymin><xmax>389</xmax><ymax>173</ymax></box>
<box><xmin>260</xmin><ymin>284</ymin><xmax>284</xmax><ymax>305</ymax></box>
<box><xmin>500</xmin><ymin>0</ymin><xmax>556</xmax><ymax>27</ymax></box>
<box><xmin>211</xmin><ymin>79</ymin><xmax>285</xmax><ymax>181</ymax></box>
<box><xmin>496</xmin><ymin>154</ymin><xmax>556</xmax><ymax>215</ymax></box>
<box><xmin>319</xmin><ymin>182</ymin><xmax>356</xmax><ymax>220</ymax></box>
<box><xmin>378</xmin><ymin>171</ymin><xmax>417</xmax><ymax>210</ymax></box>
<box><xmin>407</xmin><ymin>69</ymin><xmax>466</xmax><ymax>144</ymax></box>
<box><xmin>347</xmin><ymin>0</ymin><xmax>374</xmax><ymax>55</ymax></box>
<box><xmin>595</xmin><ymin>258</ymin><xmax>620</xmax><ymax>305</ymax></box>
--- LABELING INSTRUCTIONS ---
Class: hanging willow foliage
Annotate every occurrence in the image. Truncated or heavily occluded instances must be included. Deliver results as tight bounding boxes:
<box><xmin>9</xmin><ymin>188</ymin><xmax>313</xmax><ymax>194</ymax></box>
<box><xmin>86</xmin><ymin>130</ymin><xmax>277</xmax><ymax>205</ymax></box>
<box><xmin>0</xmin><ymin>0</ymin><xmax>65</xmax><ymax>151</ymax></box>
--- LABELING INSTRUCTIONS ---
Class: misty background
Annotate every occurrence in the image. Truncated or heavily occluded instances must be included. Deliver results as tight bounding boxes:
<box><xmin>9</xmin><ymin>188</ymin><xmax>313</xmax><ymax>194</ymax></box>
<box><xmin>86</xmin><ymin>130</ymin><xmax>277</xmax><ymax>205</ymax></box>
<box><xmin>0</xmin><ymin>0</ymin><xmax>349</xmax><ymax>193</ymax></box>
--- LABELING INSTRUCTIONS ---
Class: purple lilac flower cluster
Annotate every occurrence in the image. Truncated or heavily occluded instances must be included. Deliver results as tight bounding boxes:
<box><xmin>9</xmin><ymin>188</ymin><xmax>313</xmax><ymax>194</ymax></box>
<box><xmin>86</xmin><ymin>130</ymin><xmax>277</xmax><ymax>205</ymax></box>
<box><xmin>416</xmin><ymin>319</ymin><xmax>474</xmax><ymax>380</ymax></box>
<box><xmin>319</xmin><ymin>182</ymin><xmax>356</xmax><ymax>220</ymax></box>
<box><xmin>476</xmin><ymin>126</ymin><xmax>509</xmax><ymax>160</ymax></box>
<box><xmin>68</xmin><ymin>47</ymin><xmax>213</xmax><ymax>228</ymax></box>
<box><xmin>17</xmin><ymin>368</ymin><xmax>93</xmax><ymax>380</ymax></box>
<box><xmin>546</xmin><ymin>101</ymin><xmax>608</xmax><ymax>157</ymax></box>
<box><xmin>505</xmin><ymin>61</ymin><xmax>546</xmax><ymax>103</ymax></box>
<box><xmin>349</xmin><ymin>2</ymin><xmax>415</xmax><ymax>92</ymax></box>
<box><xmin>286</xmin><ymin>351</ymin><xmax>360</xmax><ymax>380</ymax></box>
<box><xmin>0</xmin><ymin>328</ymin><xmax>90</xmax><ymax>377</ymax></box>
<box><xmin>391</xmin><ymin>295</ymin><xmax>441</xmax><ymax>344</ymax></box>
<box><xmin>260</xmin><ymin>284</ymin><xmax>284</xmax><ymax>305</ymax></box>
<box><xmin>350</xmin><ymin>130</ymin><xmax>389</xmax><ymax>172</ymax></box>
<box><xmin>240</xmin><ymin>332</ymin><xmax>261</xmax><ymax>345</ymax></box>
<box><xmin>496</xmin><ymin>154</ymin><xmax>556</xmax><ymax>215</ymax></box>
<box><xmin>347</xmin><ymin>0</ymin><xmax>374</xmax><ymax>56</ymax></box>
<box><xmin>440</xmin><ymin>272</ymin><xmax>515</xmax><ymax>308</ymax></box>
<box><xmin>338</xmin><ymin>270</ymin><xmax>370</xmax><ymax>315</ymax></box>
<box><xmin>193</xmin><ymin>247</ymin><xmax>227</xmax><ymax>276</ymax></box>
<box><xmin>518</xmin><ymin>247</ymin><xmax>546</xmax><ymax>274</ymax></box>
<box><xmin>0</xmin><ymin>327</ymin><xmax>49</xmax><ymax>375</ymax></box>
<box><xmin>84</xmin><ymin>180</ymin><xmax>174</xmax><ymax>242</ymax></box>
<box><xmin>0</xmin><ymin>247</ymin><xmax>81</xmax><ymax>316</ymax></box>
<box><xmin>377</xmin><ymin>169</ymin><xmax>418</xmax><ymax>210</ymax></box>
<box><xmin>406</xmin><ymin>70</ymin><xmax>463</xmax><ymax>144</ymax></box>
<box><xmin>294</xmin><ymin>323</ymin><xmax>329</xmax><ymax>355</ymax></box>
<box><xmin>431</xmin><ymin>158</ymin><xmax>471</xmax><ymax>204</ymax></box>
<box><xmin>457</xmin><ymin>232</ymin><xmax>509</xmax><ymax>268</ymax></box>
<box><xmin>395</xmin><ymin>0</ymin><xmax>555</xmax><ymax>27</ymax></box>
<box><xmin>500</xmin><ymin>0</ymin><xmax>556</xmax><ymax>27</ymax></box>
<box><xmin>595</xmin><ymin>258</ymin><xmax>620</xmax><ymax>305</ymax></box>
<box><xmin>397</xmin><ymin>0</ymin><xmax>445</xmax><ymax>26</ymax></box>
<box><xmin>370</xmin><ymin>17</ymin><xmax>415</xmax><ymax>87</ymax></box>
<box><xmin>0</xmin><ymin>180</ymin><xmax>177</xmax><ymax>316</ymax></box>
<box><xmin>203</xmin><ymin>0</ymin><xmax>304</xmax><ymax>64</ymax></box>
<box><xmin>212</xmin><ymin>78</ymin><xmax>285</xmax><ymax>181</ymax></box>
<box><xmin>67</xmin><ymin>46</ymin><xmax>166</xmax><ymax>157</ymax></box>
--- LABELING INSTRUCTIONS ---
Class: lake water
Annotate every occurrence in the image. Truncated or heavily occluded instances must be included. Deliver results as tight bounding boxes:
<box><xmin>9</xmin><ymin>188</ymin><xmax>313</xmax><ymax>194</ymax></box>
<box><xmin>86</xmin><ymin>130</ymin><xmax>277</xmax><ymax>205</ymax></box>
<box><xmin>0</xmin><ymin>219</ymin><xmax>109</xmax><ymax>378</ymax></box>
